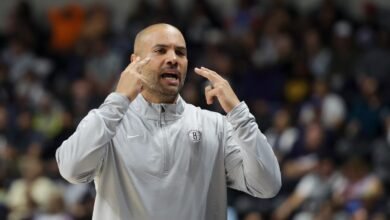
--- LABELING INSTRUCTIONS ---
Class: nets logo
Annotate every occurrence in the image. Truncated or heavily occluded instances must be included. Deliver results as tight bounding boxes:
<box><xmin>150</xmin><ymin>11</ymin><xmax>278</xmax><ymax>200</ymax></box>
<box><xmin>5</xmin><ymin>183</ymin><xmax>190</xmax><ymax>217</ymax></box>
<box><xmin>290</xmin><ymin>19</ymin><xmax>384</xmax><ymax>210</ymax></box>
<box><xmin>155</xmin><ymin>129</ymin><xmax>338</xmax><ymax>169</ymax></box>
<box><xmin>188</xmin><ymin>130</ymin><xmax>202</xmax><ymax>143</ymax></box>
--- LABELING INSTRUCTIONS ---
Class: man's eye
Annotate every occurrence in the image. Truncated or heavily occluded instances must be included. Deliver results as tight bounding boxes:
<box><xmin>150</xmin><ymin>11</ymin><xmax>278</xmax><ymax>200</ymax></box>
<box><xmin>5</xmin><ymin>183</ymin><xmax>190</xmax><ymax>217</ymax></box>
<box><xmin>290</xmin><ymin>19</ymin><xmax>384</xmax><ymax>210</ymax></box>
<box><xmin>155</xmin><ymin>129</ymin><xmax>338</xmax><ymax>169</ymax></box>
<box><xmin>155</xmin><ymin>48</ymin><xmax>166</xmax><ymax>54</ymax></box>
<box><xmin>176</xmin><ymin>50</ymin><xmax>186</xmax><ymax>56</ymax></box>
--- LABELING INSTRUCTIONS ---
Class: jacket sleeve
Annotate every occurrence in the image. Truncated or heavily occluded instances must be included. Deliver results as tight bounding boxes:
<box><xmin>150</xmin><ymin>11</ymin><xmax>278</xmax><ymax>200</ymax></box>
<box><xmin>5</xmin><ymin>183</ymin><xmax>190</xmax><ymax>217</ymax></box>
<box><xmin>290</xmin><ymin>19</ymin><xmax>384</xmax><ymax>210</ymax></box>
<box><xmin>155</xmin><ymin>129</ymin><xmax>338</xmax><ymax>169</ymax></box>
<box><xmin>224</xmin><ymin>102</ymin><xmax>281</xmax><ymax>198</ymax></box>
<box><xmin>56</xmin><ymin>93</ymin><xmax>130</xmax><ymax>184</ymax></box>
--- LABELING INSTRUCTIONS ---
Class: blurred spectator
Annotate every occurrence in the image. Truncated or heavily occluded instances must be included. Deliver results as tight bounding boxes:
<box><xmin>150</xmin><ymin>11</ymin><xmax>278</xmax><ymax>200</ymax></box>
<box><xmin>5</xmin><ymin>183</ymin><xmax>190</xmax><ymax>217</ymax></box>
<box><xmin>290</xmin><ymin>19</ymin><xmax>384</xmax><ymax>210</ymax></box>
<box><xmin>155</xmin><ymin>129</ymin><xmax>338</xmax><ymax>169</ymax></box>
<box><xmin>33</xmin><ymin>192</ymin><xmax>71</xmax><ymax>220</ymax></box>
<box><xmin>10</xmin><ymin>110</ymin><xmax>44</xmax><ymax>155</ymax></box>
<box><xmin>225</xmin><ymin>0</ymin><xmax>262</xmax><ymax>38</ymax></box>
<box><xmin>84</xmin><ymin>37</ymin><xmax>121</xmax><ymax>99</ymax></box>
<box><xmin>311</xmin><ymin>0</ymin><xmax>342</xmax><ymax>45</ymax></box>
<box><xmin>317</xmin><ymin>81</ymin><xmax>346</xmax><ymax>131</ymax></box>
<box><xmin>66</xmin><ymin>79</ymin><xmax>100</xmax><ymax>123</ymax></box>
<box><xmin>303</xmin><ymin>28</ymin><xmax>331</xmax><ymax>78</ymax></box>
<box><xmin>273</xmin><ymin>153</ymin><xmax>342</xmax><ymax>220</ymax></box>
<box><xmin>283</xmin><ymin>56</ymin><xmax>312</xmax><ymax>106</ymax></box>
<box><xmin>42</xmin><ymin>111</ymin><xmax>75</xmax><ymax>161</ymax></box>
<box><xmin>347</xmin><ymin>74</ymin><xmax>384</xmax><ymax>140</ymax></box>
<box><xmin>1</xmin><ymin>36</ymin><xmax>35</xmax><ymax>83</ymax></box>
<box><xmin>81</xmin><ymin>3</ymin><xmax>111</xmax><ymax>43</ymax></box>
<box><xmin>356</xmin><ymin>30</ymin><xmax>390</xmax><ymax>82</ymax></box>
<box><xmin>299</xmin><ymin>79</ymin><xmax>346</xmax><ymax>131</ymax></box>
<box><xmin>332</xmin><ymin>156</ymin><xmax>384</xmax><ymax>220</ymax></box>
<box><xmin>329</xmin><ymin>20</ymin><xmax>357</xmax><ymax>91</ymax></box>
<box><xmin>356</xmin><ymin>29</ymin><xmax>390</xmax><ymax>104</ymax></box>
<box><xmin>282</xmin><ymin>121</ymin><xmax>327</xmax><ymax>191</ymax></box>
<box><xmin>14</xmin><ymin>70</ymin><xmax>46</xmax><ymax>109</ymax></box>
<box><xmin>265</xmin><ymin>108</ymin><xmax>299</xmax><ymax>163</ymax></box>
<box><xmin>68</xmin><ymin>188</ymin><xmax>95</xmax><ymax>220</ymax></box>
<box><xmin>4</xmin><ymin>1</ymin><xmax>42</xmax><ymax>53</ymax></box>
<box><xmin>185</xmin><ymin>2</ymin><xmax>213</xmax><ymax>46</ymax></box>
<box><xmin>6</xmin><ymin>157</ymin><xmax>61</xmax><ymax>220</ymax></box>
<box><xmin>33</xmin><ymin>93</ymin><xmax>64</xmax><ymax>139</ymax></box>
<box><xmin>48</xmin><ymin>4</ymin><xmax>85</xmax><ymax>53</ymax></box>
<box><xmin>251</xmin><ymin>8</ymin><xmax>292</xmax><ymax>68</ymax></box>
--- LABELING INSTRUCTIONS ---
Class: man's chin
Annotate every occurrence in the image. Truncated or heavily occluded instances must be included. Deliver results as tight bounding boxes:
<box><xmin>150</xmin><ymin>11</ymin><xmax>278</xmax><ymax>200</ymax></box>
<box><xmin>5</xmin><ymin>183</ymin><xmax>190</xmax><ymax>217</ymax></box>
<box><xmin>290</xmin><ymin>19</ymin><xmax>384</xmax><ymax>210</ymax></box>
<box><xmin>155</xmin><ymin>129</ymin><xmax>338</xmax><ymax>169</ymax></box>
<box><xmin>161</xmin><ymin>83</ymin><xmax>184</xmax><ymax>95</ymax></box>
<box><xmin>161</xmin><ymin>88</ymin><xmax>180</xmax><ymax>97</ymax></box>
<box><xmin>143</xmin><ymin>83</ymin><xmax>183</xmax><ymax>100</ymax></box>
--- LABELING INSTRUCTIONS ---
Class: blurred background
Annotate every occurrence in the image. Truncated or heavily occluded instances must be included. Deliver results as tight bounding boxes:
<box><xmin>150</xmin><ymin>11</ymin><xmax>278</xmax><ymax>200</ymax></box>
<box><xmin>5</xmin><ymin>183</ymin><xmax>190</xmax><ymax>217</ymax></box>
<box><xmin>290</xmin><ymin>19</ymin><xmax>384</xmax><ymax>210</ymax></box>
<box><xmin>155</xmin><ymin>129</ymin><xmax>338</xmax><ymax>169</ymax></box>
<box><xmin>0</xmin><ymin>0</ymin><xmax>390</xmax><ymax>219</ymax></box>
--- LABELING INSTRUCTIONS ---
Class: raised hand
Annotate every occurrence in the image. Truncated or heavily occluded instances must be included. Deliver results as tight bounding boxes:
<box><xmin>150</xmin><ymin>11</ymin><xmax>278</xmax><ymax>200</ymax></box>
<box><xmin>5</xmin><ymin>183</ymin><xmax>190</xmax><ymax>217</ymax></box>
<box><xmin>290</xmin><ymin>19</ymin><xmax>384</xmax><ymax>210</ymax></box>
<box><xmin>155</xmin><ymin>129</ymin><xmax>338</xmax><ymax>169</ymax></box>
<box><xmin>115</xmin><ymin>56</ymin><xmax>151</xmax><ymax>101</ymax></box>
<box><xmin>194</xmin><ymin>67</ymin><xmax>240</xmax><ymax>113</ymax></box>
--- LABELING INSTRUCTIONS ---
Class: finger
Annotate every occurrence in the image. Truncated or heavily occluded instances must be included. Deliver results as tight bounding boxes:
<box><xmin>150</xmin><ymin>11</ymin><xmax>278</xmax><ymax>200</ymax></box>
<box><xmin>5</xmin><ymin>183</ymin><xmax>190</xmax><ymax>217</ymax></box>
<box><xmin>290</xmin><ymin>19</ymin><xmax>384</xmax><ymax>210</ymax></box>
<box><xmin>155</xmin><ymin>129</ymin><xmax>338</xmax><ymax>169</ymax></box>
<box><xmin>205</xmin><ymin>85</ymin><xmax>217</xmax><ymax>105</ymax></box>
<box><xmin>200</xmin><ymin>67</ymin><xmax>224</xmax><ymax>81</ymax></box>
<box><xmin>136</xmin><ymin>56</ymin><xmax>151</xmax><ymax>71</ymax></box>
<box><xmin>138</xmin><ymin>73</ymin><xmax>158</xmax><ymax>92</ymax></box>
<box><xmin>134</xmin><ymin>57</ymin><xmax>151</xmax><ymax>76</ymax></box>
<box><xmin>194</xmin><ymin>67</ymin><xmax>219</xmax><ymax>83</ymax></box>
<box><xmin>137</xmin><ymin>74</ymin><xmax>151</xmax><ymax>85</ymax></box>
<box><xmin>131</xmin><ymin>56</ymin><xmax>141</xmax><ymax>66</ymax></box>
<box><xmin>124</xmin><ymin>56</ymin><xmax>140</xmax><ymax>72</ymax></box>
<box><xmin>125</xmin><ymin>56</ymin><xmax>150</xmax><ymax>73</ymax></box>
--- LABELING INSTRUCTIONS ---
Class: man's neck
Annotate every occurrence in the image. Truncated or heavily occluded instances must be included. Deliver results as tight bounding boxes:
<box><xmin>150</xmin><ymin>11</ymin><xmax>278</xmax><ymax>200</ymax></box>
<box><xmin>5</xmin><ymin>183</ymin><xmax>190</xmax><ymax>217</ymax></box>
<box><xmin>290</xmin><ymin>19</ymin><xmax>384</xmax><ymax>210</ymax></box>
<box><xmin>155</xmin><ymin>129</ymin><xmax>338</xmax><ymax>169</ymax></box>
<box><xmin>141</xmin><ymin>90</ymin><xmax>178</xmax><ymax>104</ymax></box>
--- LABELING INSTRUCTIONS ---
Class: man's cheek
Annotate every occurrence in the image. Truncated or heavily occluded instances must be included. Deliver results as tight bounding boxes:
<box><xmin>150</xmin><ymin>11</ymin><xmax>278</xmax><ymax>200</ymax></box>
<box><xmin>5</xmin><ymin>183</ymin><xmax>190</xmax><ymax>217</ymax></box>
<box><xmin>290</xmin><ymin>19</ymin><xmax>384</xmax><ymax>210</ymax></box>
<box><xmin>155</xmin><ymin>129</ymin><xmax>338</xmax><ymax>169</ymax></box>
<box><xmin>142</xmin><ymin>65</ymin><xmax>157</xmax><ymax>80</ymax></box>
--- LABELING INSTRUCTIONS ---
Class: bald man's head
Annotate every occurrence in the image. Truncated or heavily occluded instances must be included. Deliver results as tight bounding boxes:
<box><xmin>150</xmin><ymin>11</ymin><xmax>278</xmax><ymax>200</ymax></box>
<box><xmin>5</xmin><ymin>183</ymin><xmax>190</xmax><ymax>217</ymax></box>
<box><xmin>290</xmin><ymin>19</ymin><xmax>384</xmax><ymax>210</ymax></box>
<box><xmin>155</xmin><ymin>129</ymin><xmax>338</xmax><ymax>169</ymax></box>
<box><xmin>130</xmin><ymin>23</ymin><xmax>188</xmax><ymax>103</ymax></box>
<box><xmin>133</xmin><ymin>23</ymin><xmax>186</xmax><ymax>57</ymax></box>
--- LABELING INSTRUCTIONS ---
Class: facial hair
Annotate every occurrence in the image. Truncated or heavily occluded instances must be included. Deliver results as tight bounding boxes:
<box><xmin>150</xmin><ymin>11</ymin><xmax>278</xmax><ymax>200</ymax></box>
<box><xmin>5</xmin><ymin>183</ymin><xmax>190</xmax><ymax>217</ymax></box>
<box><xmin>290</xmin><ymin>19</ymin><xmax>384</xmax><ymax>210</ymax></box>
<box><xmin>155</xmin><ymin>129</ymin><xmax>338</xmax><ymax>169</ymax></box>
<box><xmin>141</xmin><ymin>68</ymin><xmax>186</xmax><ymax>102</ymax></box>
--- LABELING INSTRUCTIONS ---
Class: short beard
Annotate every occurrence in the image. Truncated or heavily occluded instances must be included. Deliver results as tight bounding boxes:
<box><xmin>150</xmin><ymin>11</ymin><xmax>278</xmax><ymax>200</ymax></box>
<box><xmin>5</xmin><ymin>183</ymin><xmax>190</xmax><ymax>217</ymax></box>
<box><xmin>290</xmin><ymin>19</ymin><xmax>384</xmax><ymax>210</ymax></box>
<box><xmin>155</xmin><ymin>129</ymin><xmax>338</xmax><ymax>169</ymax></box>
<box><xmin>141</xmin><ymin>67</ymin><xmax>187</xmax><ymax>103</ymax></box>
<box><xmin>142</xmin><ymin>81</ymin><xmax>184</xmax><ymax>103</ymax></box>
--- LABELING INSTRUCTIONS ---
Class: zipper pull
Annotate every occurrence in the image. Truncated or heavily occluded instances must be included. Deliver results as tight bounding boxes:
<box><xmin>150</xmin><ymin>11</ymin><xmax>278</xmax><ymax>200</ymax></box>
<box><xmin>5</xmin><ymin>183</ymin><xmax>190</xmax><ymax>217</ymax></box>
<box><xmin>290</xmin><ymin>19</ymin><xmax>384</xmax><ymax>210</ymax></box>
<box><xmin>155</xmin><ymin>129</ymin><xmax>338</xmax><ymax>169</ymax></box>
<box><xmin>160</xmin><ymin>106</ymin><xmax>165</xmax><ymax>127</ymax></box>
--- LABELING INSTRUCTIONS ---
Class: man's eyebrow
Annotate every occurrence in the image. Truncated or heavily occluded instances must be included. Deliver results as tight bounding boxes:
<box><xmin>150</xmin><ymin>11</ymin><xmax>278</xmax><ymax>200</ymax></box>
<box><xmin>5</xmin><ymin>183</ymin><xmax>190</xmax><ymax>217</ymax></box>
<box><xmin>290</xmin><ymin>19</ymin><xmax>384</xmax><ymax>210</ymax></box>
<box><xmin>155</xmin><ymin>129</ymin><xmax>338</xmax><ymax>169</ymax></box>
<box><xmin>153</xmin><ymin>44</ymin><xmax>187</xmax><ymax>50</ymax></box>
<box><xmin>176</xmin><ymin>46</ymin><xmax>187</xmax><ymax>51</ymax></box>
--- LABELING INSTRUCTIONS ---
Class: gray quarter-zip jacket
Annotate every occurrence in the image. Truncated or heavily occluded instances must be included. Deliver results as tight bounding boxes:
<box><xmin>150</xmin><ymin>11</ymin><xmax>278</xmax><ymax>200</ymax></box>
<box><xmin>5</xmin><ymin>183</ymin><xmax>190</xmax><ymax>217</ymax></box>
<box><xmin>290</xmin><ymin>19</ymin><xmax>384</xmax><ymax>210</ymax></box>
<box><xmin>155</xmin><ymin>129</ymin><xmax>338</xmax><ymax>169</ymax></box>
<box><xmin>56</xmin><ymin>92</ymin><xmax>281</xmax><ymax>220</ymax></box>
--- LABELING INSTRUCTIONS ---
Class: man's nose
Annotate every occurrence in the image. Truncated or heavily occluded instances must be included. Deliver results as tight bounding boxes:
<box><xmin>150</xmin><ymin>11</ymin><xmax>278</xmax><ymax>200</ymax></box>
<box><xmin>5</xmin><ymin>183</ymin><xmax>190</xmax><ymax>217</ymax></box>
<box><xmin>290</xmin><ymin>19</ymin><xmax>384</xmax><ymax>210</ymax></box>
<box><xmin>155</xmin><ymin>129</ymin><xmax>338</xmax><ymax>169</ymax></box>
<box><xmin>166</xmin><ymin>50</ymin><xmax>178</xmax><ymax>65</ymax></box>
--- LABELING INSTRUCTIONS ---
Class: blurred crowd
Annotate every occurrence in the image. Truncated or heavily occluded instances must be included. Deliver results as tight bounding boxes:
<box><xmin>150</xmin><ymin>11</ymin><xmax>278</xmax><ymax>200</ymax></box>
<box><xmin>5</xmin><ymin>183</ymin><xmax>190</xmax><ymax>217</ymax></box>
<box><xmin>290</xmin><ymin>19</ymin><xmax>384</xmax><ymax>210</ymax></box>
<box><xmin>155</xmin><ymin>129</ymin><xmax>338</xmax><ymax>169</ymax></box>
<box><xmin>0</xmin><ymin>0</ymin><xmax>390</xmax><ymax>219</ymax></box>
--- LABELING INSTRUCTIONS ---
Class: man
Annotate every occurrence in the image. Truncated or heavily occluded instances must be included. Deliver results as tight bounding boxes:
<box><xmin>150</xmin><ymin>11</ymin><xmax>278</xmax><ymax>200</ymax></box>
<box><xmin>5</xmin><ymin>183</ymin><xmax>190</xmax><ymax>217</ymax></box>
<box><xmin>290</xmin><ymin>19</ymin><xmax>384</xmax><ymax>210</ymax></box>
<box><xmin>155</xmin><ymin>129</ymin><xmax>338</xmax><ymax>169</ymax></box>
<box><xmin>56</xmin><ymin>23</ymin><xmax>281</xmax><ymax>220</ymax></box>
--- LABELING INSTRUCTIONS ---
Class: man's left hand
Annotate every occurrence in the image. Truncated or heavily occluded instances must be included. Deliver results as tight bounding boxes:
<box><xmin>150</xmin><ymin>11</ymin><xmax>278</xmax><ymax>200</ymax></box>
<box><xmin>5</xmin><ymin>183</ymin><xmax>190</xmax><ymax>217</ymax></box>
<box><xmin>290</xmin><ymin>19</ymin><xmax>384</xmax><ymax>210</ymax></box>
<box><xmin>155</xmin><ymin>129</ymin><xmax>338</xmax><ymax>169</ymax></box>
<box><xmin>194</xmin><ymin>67</ymin><xmax>240</xmax><ymax>113</ymax></box>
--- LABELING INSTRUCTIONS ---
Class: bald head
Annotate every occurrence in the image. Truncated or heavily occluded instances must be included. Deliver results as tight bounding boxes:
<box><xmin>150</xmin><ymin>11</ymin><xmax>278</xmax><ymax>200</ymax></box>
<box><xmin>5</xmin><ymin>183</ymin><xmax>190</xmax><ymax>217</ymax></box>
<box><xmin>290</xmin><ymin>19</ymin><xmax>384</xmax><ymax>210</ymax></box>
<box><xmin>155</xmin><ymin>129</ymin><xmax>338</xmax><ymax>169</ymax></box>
<box><xmin>129</xmin><ymin>23</ymin><xmax>188</xmax><ymax>103</ymax></box>
<box><xmin>133</xmin><ymin>23</ymin><xmax>186</xmax><ymax>57</ymax></box>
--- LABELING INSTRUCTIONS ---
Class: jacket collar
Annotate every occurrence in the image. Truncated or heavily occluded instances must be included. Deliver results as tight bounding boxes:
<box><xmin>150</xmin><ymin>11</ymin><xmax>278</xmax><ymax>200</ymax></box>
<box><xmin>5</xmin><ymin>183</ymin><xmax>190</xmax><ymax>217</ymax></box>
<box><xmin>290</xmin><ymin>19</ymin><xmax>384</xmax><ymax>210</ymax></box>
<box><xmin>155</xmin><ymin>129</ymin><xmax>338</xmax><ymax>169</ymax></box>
<box><xmin>130</xmin><ymin>94</ymin><xmax>185</xmax><ymax>121</ymax></box>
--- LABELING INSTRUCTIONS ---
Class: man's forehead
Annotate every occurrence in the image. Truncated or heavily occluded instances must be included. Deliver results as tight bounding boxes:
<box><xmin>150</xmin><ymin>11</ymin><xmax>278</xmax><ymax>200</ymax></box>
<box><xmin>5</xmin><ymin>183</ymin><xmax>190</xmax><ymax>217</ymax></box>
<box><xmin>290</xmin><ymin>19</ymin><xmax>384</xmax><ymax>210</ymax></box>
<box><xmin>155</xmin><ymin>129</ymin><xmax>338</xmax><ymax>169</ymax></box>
<box><xmin>134</xmin><ymin>24</ymin><xmax>186</xmax><ymax>52</ymax></box>
<box><xmin>144</xmin><ymin>31</ymin><xmax>186</xmax><ymax>46</ymax></box>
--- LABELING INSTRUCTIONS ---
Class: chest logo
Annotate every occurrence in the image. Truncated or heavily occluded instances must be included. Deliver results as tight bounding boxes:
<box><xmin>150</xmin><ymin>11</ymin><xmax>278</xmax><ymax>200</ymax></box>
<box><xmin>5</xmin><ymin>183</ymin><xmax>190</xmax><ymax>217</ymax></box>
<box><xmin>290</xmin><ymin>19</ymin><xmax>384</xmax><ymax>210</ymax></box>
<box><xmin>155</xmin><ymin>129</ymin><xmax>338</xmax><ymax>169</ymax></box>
<box><xmin>188</xmin><ymin>130</ymin><xmax>202</xmax><ymax>143</ymax></box>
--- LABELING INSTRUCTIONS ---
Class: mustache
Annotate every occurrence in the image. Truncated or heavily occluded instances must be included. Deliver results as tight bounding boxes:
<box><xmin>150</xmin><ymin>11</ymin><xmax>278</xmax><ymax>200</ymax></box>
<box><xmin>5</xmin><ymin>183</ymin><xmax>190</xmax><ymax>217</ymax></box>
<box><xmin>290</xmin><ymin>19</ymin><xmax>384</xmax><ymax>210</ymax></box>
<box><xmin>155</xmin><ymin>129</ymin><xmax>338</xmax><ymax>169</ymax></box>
<box><xmin>161</xmin><ymin>67</ymin><xmax>179</xmax><ymax>72</ymax></box>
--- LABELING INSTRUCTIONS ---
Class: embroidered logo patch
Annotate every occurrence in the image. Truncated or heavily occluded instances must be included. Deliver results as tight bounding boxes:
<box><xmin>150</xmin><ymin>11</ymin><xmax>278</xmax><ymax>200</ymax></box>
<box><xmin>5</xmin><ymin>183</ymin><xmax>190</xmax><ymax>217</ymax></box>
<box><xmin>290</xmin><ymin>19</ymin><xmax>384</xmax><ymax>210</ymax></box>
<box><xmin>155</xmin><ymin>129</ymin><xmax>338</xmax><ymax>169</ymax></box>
<box><xmin>188</xmin><ymin>130</ymin><xmax>202</xmax><ymax>142</ymax></box>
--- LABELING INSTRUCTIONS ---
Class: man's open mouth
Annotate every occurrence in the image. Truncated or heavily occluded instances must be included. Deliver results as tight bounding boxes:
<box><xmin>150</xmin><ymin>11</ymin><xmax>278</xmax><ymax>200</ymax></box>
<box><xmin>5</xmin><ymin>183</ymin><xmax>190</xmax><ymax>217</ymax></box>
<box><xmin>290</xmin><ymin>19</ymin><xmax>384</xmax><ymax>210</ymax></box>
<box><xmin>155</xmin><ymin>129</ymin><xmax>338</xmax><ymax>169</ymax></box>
<box><xmin>161</xmin><ymin>73</ymin><xmax>179</xmax><ymax>80</ymax></box>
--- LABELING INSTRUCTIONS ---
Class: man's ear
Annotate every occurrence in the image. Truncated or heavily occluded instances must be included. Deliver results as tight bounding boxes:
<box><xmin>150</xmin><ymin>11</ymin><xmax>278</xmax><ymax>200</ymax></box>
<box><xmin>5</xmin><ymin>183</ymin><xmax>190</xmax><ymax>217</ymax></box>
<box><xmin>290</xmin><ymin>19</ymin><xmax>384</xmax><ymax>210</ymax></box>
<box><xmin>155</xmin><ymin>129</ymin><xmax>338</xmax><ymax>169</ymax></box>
<box><xmin>130</xmin><ymin>54</ymin><xmax>137</xmax><ymax>62</ymax></box>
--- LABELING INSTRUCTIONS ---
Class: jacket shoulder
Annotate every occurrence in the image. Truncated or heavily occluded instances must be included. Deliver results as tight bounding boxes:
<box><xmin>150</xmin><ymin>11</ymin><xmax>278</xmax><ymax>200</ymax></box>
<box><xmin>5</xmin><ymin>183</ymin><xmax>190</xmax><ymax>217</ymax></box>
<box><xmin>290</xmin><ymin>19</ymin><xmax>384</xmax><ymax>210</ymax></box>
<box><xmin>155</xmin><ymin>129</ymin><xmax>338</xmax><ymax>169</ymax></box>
<box><xmin>184</xmin><ymin>103</ymin><xmax>226</xmax><ymax>127</ymax></box>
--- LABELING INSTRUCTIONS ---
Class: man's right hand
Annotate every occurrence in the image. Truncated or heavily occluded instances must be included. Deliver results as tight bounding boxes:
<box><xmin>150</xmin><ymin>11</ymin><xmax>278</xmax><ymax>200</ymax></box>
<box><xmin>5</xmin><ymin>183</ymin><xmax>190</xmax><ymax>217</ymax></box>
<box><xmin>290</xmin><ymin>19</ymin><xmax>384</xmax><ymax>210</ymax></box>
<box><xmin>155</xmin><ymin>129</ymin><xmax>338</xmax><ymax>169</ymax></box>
<box><xmin>115</xmin><ymin>56</ymin><xmax>151</xmax><ymax>101</ymax></box>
